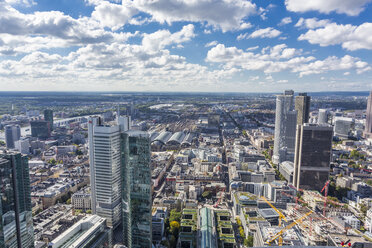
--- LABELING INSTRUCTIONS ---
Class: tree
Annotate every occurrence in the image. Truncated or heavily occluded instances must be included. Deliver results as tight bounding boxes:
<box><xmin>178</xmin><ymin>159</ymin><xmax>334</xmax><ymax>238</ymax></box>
<box><xmin>66</xmin><ymin>199</ymin><xmax>71</xmax><ymax>204</ymax></box>
<box><xmin>244</xmin><ymin>236</ymin><xmax>254</xmax><ymax>247</ymax></box>
<box><xmin>169</xmin><ymin>209</ymin><xmax>181</xmax><ymax>223</ymax></box>
<box><xmin>360</xmin><ymin>203</ymin><xmax>368</xmax><ymax>216</ymax></box>
<box><xmin>202</xmin><ymin>190</ymin><xmax>211</xmax><ymax>199</ymax></box>
<box><xmin>86</xmin><ymin>210</ymin><xmax>92</xmax><ymax>214</ymax></box>
<box><xmin>49</xmin><ymin>158</ymin><xmax>56</xmax><ymax>165</ymax></box>
<box><xmin>170</xmin><ymin>221</ymin><xmax>180</xmax><ymax>235</ymax></box>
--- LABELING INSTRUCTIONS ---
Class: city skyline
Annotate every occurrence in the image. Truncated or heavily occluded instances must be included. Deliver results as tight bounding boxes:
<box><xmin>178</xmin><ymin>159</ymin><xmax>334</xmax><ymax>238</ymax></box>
<box><xmin>0</xmin><ymin>0</ymin><xmax>372</xmax><ymax>92</ymax></box>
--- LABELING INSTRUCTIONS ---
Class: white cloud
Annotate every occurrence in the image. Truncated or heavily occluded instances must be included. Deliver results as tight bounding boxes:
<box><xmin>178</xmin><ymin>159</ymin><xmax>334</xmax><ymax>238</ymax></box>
<box><xmin>130</xmin><ymin>0</ymin><xmax>257</xmax><ymax>32</ymax></box>
<box><xmin>298</xmin><ymin>22</ymin><xmax>372</xmax><ymax>51</ymax></box>
<box><xmin>142</xmin><ymin>24</ymin><xmax>195</xmax><ymax>51</ymax></box>
<box><xmin>285</xmin><ymin>0</ymin><xmax>372</xmax><ymax>16</ymax></box>
<box><xmin>277</xmin><ymin>79</ymin><xmax>289</xmax><ymax>83</ymax></box>
<box><xmin>91</xmin><ymin>1</ymin><xmax>138</xmax><ymax>30</ymax></box>
<box><xmin>205</xmin><ymin>41</ymin><xmax>218</xmax><ymax>47</ymax></box>
<box><xmin>279</xmin><ymin>17</ymin><xmax>292</xmax><ymax>26</ymax></box>
<box><xmin>206</xmin><ymin>44</ymin><xmax>370</xmax><ymax>76</ymax></box>
<box><xmin>248</xmin><ymin>27</ymin><xmax>282</xmax><ymax>39</ymax></box>
<box><xmin>4</xmin><ymin>0</ymin><xmax>35</xmax><ymax>7</ymax></box>
<box><xmin>295</xmin><ymin>18</ymin><xmax>331</xmax><ymax>29</ymax></box>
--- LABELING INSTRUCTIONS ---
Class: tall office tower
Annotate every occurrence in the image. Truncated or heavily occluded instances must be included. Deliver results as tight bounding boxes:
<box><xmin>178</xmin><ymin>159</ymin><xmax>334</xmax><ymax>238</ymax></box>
<box><xmin>44</xmin><ymin>109</ymin><xmax>53</xmax><ymax>130</ymax></box>
<box><xmin>318</xmin><ymin>109</ymin><xmax>329</xmax><ymax>124</ymax></box>
<box><xmin>0</xmin><ymin>152</ymin><xmax>34</xmax><ymax>248</ymax></box>
<box><xmin>30</xmin><ymin>120</ymin><xmax>51</xmax><ymax>140</ymax></box>
<box><xmin>273</xmin><ymin>90</ymin><xmax>297</xmax><ymax>164</ymax></box>
<box><xmin>293</xmin><ymin>124</ymin><xmax>333</xmax><ymax>191</ymax></box>
<box><xmin>334</xmin><ymin>117</ymin><xmax>354</xmax><ymax>138</ymax></box>
<box><xmin>122</xmin><ymin>131</ymin><xmax>152</xmax><ymax>248</ymax></box>
<box><xmin>365</xmin><ymin>91</ymin><xmax>372</xmax><ymax>138</ymax></box>
<box><xmin>295</xmin><ymin>93</ymin><xmax>311</xmax><ymax>125</ymax></box>
<box><xmin>88</xmin><ymin>117</ymin><xmax>122</xmax><ymax>228</ymax></box>
<box><xmin>5</xmin><ymin>124</ymin><xmax>21</xmax><ymax>149</ymax></box>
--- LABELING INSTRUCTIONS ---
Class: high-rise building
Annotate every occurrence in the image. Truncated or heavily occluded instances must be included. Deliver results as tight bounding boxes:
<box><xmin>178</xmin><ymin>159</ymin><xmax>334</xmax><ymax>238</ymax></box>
<box><xmin>88</xmin><ymin>117</ymin><xmax>122</xmax><ymax>229</ymax></box>
<box><xmin>5</xmin><ymin>124</ymin><xmax>21</xmax><ymax>149</ymax></box>
<box><xmin>295</xmin><ymin>93</ymin><xmax>310</xmax><ymax>125</ymax></box>
<box><xmin>44</xmin><ymin>109</ymin><xmax>53</xmax><ymax>130</ymax></box>
<box><xmin>15</xmin><ymin>138</ymin><xmax>30</xmax><ymax>155</ymax></box>
<box><xmin>273</xmin><ymin>90</ymin><xmax>297</xmax><ymax>164</ymax></box>
<box><xmin>293</xmin><ymin>124</ymin><xmax>333</xmax><ymax>191</ymax></box>
<box><xmin>0</xmin><ymin>152</ymin><xmax>34</xmax><ymax>248</ymax></box>
<box><xmin>318</xmin><ymin>109</ymin><xmax>329</xmax><ymax>124</ymax></box>
<box><xmin>30</xmin><ymin>120</ymin><xmax>51</xmax><ymax>139</ymax></box>
<box><xmin>334</xmin><ymin>117</ymin><xmax>354</xmax><ymax>138</ymax></box>
<box><xmin>122</xmin><ymin>130</ymin><xmax>152</xmax><ymax>248</ymax></box>
<box><xmin>365</xmin><ymin>91</ymin><xmax>372</xmax><ymax>138</ymax></box>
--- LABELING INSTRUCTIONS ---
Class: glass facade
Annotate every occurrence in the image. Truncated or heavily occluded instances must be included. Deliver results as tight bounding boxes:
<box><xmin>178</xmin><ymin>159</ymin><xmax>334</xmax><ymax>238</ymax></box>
<box><xmin>0</xmin><ymin>153</ymin><xmax>34</xmax><ymax>248</ymax></box>
<box><xmin>122</xmin><ymin>131</ymin><xmax>152</xmax><ymax>248</ymax></box>
<box><xmin>294</xmin><ymin>124</ymin><xmax>333</xmax><ymax>191</ymax></box>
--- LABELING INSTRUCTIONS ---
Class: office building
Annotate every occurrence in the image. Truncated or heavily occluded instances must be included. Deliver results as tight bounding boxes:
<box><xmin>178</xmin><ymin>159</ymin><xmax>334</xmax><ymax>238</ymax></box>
<box><xmin>88</xmin><ymin>117</ymin><xmax>122</xmax><ymax>228</ymax></box>
<box><xmin>295</xmin><ymin>93</ymin><xmax>310</xmax><ymax>125</ymax></box>
<box><xmin>48</xmin><ymin>215</ymin><xmax>111</xmax><ymax>248</ymax></box>
<box><xmin>318</xmin><ymin>109</ymin><xmax>329</xmax><ymax>124</ymax></box>
<box><xmin>44</xmin><ymin>109</ymin><xmax>53</xmax><ymax>130</ymax></box>
<box><xmin>334</xmin><ymin>117</ymin><xmax>354</xmax><ymax>138</ymax></box>
<box><xmin>15</xmin><ymin>138</ymin><xmax>30</xmax><ymax>155</ymax></box>
<box><xmin>5</xmin><ymin>124</ymin><xmax>21</xmax><ymax>149</ymax></box>
<box><xmin>365</xmin><ymin>91</ymin><xmax>372</xmax><ymax>138</ymax></box>
<box><xmin>30</xmin><ymin>120</ymin><xmax>51</xmax><ymax>139</ymax></box>
<box><xmin>0</xmin><ymin>152</ymin><xmax>34</xmax><ymax>248</ymax></box>
<box><xmin>122</xmin><ymin>130</ymin><xmax>152</xmax><ymax>248</ymax></box>
<box><xmin>293</xmin><ymin>124</ymin><xmax>333</xmax><ymax>191</ymax></box>
<box><xmin>273</xmin><ymin>90</ymin><xmax>297</xmax><ymax>164</ymax></box>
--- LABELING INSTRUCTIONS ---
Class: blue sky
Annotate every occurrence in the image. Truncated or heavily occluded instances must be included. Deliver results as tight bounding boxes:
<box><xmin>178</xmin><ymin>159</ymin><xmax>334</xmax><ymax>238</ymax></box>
<box><xmin>0</xmin><ymin>0</ymin><xmax>372</xmax><ymax>92</ymax></box>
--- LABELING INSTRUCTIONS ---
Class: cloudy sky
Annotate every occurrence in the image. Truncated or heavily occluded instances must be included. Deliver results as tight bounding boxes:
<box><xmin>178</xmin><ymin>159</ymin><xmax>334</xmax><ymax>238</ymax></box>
<box><xmin>0</xmin><ymin>0</ymin><xmax>372</xmax><ymax>92</ymax></box>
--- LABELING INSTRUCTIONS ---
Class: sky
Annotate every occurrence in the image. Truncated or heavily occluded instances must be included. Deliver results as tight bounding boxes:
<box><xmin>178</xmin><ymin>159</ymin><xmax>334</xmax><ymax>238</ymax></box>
<box><xmin>0</xmin><ymin>0</ymin><xmax>372</xmax><ymax>92</ymax></box>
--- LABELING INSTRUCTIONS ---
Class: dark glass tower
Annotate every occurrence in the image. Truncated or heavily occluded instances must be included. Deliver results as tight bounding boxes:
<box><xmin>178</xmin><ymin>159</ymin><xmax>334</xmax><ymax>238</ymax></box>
<box><xmin>293</xmin><ymin>124</ymin><xmax>333</xmax><ymax>191</ymax></box>
<box><xmin>0</xmin><ymin>152</ymin><xmax>34</xmax><ymax>248</ymax></box>
<box><xmin>122</xmin><ymin>131</ymin><xmax>152</xmax><ymax>248</ymax></box>
<box><xmin>43</xmin><ymin>109</ymin><xmax>53</xmax><ymax>131</ymax></box>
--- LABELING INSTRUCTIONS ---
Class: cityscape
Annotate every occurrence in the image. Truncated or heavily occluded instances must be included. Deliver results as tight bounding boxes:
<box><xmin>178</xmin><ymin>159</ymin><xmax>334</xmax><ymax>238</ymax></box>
<box><xmin>0</xmin><ymin>91</ymin><xmax>371</xmax><ymax>248</ymax></box>
<box><xmin>1</xmin><ymin>0</ymin><xmax>372</xmax><ymax>248</ymax></box>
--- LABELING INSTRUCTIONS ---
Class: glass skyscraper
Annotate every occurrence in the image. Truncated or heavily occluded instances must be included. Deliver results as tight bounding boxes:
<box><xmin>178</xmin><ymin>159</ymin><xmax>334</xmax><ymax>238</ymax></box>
<box><xmin>122</xmin><ymin>131</ymin><xmax>152</xmax><ymax>248</ymax></box>
<box><xmin>43</xmin><ymin>109</ymin><xmax>53</xmax><ymax>131</ymax></box>
<box><xmin>0</xmin><ymin>152</ymin><xmax>34</xmax><ymax>248</ymax></box>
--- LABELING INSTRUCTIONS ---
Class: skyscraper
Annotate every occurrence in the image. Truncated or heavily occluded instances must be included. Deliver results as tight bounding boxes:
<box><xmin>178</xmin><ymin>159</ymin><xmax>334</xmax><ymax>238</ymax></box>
<box><xmin>44</xmin><ymin>109</ymin><xmax>53</xmax><ymax>130</ymax></box>
<box><xmin>5</xmin><ymin>124</ymin><xmax>21</xmax><ymax>149</ymax></box>
<box><xmin>295</xmin><ymin>93</ymin><xmax>310</xmax><ymax>125</ymax></box>
<box><xmin>318</xmin><ymin>109</ymin><xmax>329</xmax><ymax>124</ymax></box>
<box><xmin>293</xmin><ymin>124</ymin><xmax>333</xmax><ymax>191</ymax></box>
<box><xmin>273</xmin><ymin>90</ymin><xmax>297</xmax><ymax>164</ymax></box>
<box><xmin>30</xmin><ymin>120</ymin><xmax>51</xmax><ymax>139</ymax></box>
<box><xmin>0</xmin><ymin>152</ymin><xmax>34</xmax><ymax>248</ymax></box>
<box><xmin>365</xmin><ymin>91</ymin><xmax>372</xmax><ymax>138</ymax></box>
<box><xmin>122</xmin><ymin>131</ymin><xmax>152</xmax><ymax>248</ymax></box>
<box><xmin>88</xmin><ymin>117</ymin><xmax>122</xmax><ymax>228</ymax></box>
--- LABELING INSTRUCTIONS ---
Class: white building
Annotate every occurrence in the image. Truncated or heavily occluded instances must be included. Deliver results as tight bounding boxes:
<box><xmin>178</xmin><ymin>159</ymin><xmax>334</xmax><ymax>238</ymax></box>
<box><xmin>343</xmin><ymin>215</ymin><xmax>360</xmax><ymax>229</ymax></box>
<box><xmin>15</xmin><ymin>138</ymin><xmax>30</xmax><ymax>155</ymax></box>
<box><xmin>72</xmin><ymin>188</ymin><xmax>92</xmax><ymax>212</ymax></box>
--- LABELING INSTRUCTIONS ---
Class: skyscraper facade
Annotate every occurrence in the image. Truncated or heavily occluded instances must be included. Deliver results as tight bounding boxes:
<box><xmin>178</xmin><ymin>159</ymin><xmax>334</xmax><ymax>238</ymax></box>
<box><xmin>293</xmin><ymin>124</ymin><xmax>333</xmax><ymax>191</ymax></box>
<box><xmin>30</xmin><ymin>121</ymin><xmax>51</xmax><ymax>140</ymax></box>
<box><xmin>273</xmin><ymin>90</ymin><xmax>297</xmax><ymax>164</ymax></box>
<box><xmin>295</xmin><ymin>93</ymin><xmax>310</xmax><ymax>125</ymax></box>
<box><xmin>88</xmin><ymin>117</ymin><xmax>122</xmax><ymax>228</ymax></box>
<box><xmin>5</xmin><ymin>124</ymin><xmax>21</xmax><ymax>149</ymax></box>
<box><xmin>44</xmin><ymin>109</ymin><xmax>53</xmax><ymax>130</ymax></box>
<box><xmin>365</xmin><ymin>91</ymin><xmax>372</xmax><ymax>138</ymax></box>
<box><xmin>0</xmin><ymin>152</ymin><xmax>34</xmax><ymax>248</ymax></box>
<box><xmin>122</xmin><ymin>131</ymin><xmax>152</xmax><ymax>248</ymax></box>
<box><xmin>318</xmin><ymin>109</ymin><xmax>329</xmax><ymax>124</ymax></box>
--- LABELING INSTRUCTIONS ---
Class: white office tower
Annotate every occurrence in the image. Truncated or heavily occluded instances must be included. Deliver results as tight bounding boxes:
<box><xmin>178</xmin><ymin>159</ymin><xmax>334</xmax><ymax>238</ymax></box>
<box><xmin>88</xmin><ymin>117</ymin><xmax>122</xmax><ymax>228</ymax></box>
<box><xmin>273</xmin><ymin>90</ymin><xmax>297</xmax><ymax>164</ymax></box>
<box><xmin>318</xmin><ymin>109</ymin><xmax>328</xmax><ymax>124</ymax></box>
<box><xmin>5</xmin><ymin>124</ymin><xmax>21</xmax><ymax>149</ymax></box>
<box><xmin>334</xmin><ymin>117</ymin><xmax>354</xmax><ymax>138</ymax></box>
<box><xmin>15</xmin><ymin>138</ymin><xmax>30</xmax><ymax>154</ymax></box>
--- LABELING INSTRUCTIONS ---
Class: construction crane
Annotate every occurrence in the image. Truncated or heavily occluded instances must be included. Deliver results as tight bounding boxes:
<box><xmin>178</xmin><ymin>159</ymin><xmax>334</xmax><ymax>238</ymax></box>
<box><xmin>267</xmin><ymin>210</ymin><xmax>313</xmax><ymax>246</ymax></box>
<box><xmin>261</xmin><ymin>196</ymin><xmax>287</xmax><ymax>246</ymax></box>
<box><xmin>321</xmin><ymin>180</ymin><xmax>330</xmax><ymax>217</ymax></box>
